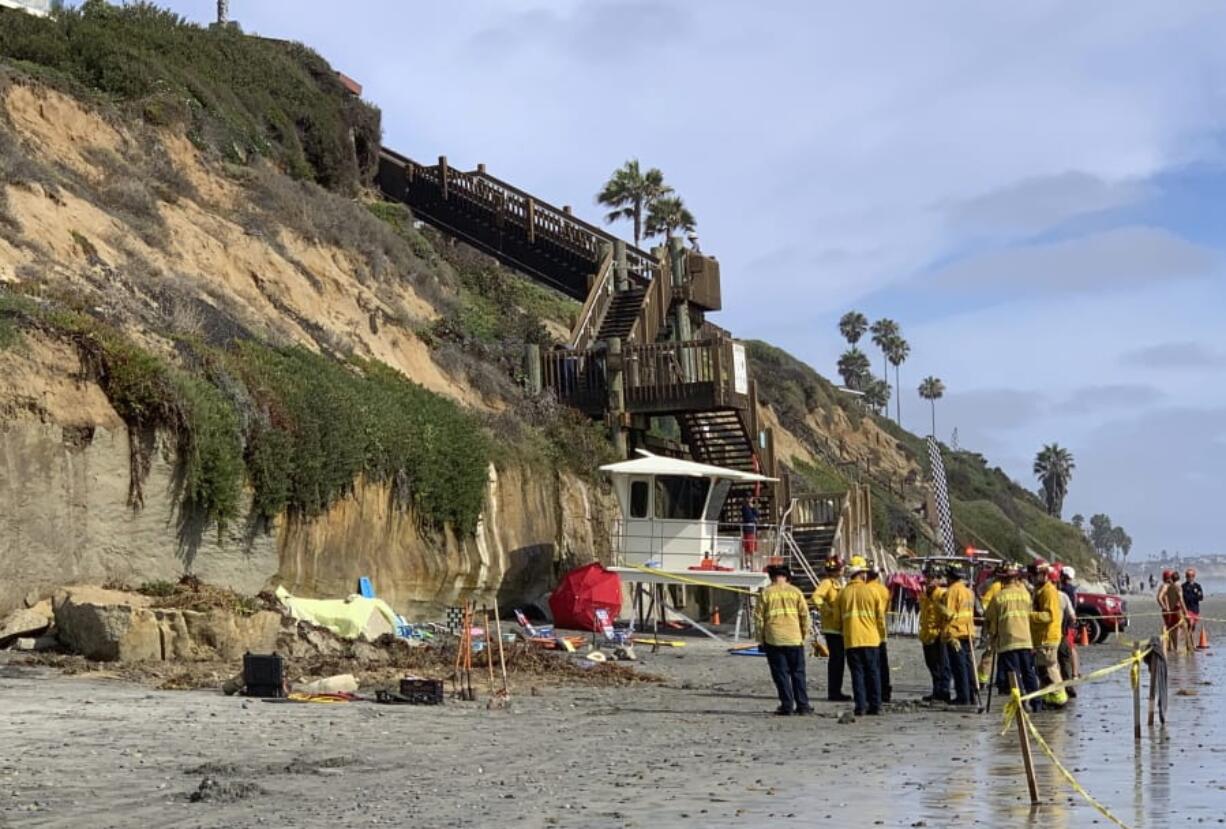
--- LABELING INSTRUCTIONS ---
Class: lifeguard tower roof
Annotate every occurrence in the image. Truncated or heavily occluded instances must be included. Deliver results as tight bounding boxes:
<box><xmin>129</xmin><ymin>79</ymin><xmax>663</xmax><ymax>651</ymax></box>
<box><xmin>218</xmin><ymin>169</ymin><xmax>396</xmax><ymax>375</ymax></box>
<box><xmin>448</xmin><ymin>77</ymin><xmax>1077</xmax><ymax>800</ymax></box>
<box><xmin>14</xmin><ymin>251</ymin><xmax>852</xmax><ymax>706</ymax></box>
<box><xmin>600</xmin><ymin>450</ymin><xmax>777</xmax><ymax>483</ymax></box>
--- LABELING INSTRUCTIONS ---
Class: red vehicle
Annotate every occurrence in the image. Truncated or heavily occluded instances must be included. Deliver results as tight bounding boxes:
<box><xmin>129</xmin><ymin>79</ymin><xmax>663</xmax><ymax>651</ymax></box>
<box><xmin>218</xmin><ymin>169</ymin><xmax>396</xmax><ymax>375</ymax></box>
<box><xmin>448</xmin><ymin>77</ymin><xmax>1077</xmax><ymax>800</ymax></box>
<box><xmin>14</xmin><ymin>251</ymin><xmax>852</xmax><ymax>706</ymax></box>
<box><xmin>1072</xmin><ymin>589</ymin><xmax>1128</xmax><ymax>644</ymax></box>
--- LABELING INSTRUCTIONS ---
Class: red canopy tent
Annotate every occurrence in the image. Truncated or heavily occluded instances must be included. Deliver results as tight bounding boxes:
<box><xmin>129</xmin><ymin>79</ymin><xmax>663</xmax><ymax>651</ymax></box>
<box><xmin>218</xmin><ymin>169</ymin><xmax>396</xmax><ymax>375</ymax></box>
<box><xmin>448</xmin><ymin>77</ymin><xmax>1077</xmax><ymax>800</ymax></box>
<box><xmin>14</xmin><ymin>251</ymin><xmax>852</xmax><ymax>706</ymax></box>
<box><xmin>549</xmin><ymin>563</ymin><xmax>622</xmax><ymax>631</ymax></box>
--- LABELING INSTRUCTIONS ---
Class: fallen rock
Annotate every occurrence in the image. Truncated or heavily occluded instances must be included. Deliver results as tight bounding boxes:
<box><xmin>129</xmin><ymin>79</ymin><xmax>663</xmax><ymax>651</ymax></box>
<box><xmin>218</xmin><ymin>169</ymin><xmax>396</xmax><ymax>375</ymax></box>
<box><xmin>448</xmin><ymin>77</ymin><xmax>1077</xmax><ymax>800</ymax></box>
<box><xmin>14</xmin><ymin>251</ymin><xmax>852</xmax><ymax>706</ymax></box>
<box><xmin>53</xmin><ymin>587</ymin><xmax>160</xmax><ymax>662</ymax></box>
<box><xmin>837</xmin><ymin>710</ymin><xmax>856</xmax><ymax>725</ymax></box>
<box><xmin>0</xmin><ymin>607</ymin><xmax>52</xmax><ymax>646</ymax></box>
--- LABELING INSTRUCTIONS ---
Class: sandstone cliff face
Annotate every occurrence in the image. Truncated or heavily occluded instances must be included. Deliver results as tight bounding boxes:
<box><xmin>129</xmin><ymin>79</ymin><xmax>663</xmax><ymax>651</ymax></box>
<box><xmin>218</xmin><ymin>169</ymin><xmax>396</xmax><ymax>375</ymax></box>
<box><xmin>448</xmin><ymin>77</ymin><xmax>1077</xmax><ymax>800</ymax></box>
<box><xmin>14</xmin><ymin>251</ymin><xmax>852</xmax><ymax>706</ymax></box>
<box><xmin>0</xmin><ymin>78</ymin><xmax>617</xmax><ymax>619</ymax></box>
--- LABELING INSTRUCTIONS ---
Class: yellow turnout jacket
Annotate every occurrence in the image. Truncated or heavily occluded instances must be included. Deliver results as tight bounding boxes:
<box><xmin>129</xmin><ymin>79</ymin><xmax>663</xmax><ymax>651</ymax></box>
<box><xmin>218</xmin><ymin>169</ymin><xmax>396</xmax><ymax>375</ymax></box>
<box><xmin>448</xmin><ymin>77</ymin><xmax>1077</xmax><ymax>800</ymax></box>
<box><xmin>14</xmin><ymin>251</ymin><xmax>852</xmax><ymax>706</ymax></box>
<box><xmin>918</xmin><ymin>586</ymin><xmax>946</xmax><ymax>645</ymax></box>
<box><xmin>1030</xmin><ymin>581</ymin><xmax>1062</xmax><ymax>647</ymax></box>
<box><xmin>839</xmin><ymin>580</ymin><xmax>882</xmax><ymax>649</ymax></box>
<box><xmin>811</xmin><ymin>577</ymin><xmax>843</xmax><ymax>635</ymax></box>
<box><xmin>868</xmin><ymin>578</ymin><xmax>890</xmax><ymax>639</ymax></box>
<box><xmin>755</xmin><ymin>582</ymin><xmax>811</xmax><ymax>647</ymax></box>
<box><xmin>986</xmin><ymin>583</ymin><xmax>1033</xmax><ymax>653</ymax></box>
<box><xmin>940</xmin><ymin>580</ymin><xmax>975</xmax><ymax>641</ymax></box>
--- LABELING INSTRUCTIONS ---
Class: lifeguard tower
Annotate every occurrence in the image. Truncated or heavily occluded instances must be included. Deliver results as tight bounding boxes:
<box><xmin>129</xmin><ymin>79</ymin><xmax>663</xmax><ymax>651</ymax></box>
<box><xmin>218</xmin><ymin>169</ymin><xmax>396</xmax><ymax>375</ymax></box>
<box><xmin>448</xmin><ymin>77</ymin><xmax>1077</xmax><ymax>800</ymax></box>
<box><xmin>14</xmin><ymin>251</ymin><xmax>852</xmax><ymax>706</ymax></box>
<box><xmin>601</xmin><ymin>450</ymin><xmax>778</xmax><ymax>590</ymax></box>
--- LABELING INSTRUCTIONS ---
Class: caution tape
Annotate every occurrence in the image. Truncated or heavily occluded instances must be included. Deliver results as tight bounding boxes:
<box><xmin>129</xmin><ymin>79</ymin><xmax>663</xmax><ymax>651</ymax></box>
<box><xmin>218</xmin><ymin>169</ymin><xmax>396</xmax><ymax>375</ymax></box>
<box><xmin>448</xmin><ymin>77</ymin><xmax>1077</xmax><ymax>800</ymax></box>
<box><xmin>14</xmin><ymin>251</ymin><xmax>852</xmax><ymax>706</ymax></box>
<box><xmin>1001</xmin><ymin>686</ymin><xmax>1132</xmax><ymax>829</ymax></box>
<box><xmin>1015</xmin><ymin>646</ymin><xmax>1149</xmax><ymax>704</ymax></box>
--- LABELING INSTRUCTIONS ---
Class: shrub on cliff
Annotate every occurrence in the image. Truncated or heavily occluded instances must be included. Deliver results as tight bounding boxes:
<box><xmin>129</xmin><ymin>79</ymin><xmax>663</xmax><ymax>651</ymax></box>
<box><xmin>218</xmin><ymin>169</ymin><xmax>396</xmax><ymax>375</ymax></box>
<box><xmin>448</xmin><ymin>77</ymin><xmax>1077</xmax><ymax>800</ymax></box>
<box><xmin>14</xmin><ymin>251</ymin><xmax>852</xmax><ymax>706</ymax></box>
<box><xmin>0</xmin><ymin>0</ymin><xmax>380</xmax><ymax>192</ymax></box>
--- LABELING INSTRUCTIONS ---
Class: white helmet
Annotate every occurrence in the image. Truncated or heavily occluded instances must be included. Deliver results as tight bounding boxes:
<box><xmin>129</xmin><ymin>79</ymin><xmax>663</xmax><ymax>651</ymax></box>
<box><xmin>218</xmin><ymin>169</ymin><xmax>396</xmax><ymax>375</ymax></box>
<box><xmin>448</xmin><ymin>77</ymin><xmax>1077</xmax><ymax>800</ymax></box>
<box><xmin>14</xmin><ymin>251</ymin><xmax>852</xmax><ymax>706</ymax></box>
<box><xmin>1062</xmin><ymin>566</ymin><xmax>1076</xmax><ymax>580</ymax></box>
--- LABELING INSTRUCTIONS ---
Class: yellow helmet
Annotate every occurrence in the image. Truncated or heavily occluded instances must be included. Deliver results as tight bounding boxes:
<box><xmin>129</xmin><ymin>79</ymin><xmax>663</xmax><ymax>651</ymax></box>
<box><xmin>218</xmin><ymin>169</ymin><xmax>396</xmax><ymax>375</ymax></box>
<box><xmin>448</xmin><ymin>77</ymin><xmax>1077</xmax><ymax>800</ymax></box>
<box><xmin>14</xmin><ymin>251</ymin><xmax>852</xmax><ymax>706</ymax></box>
<box><xmin>850</xmin><ymin>555</ymin><xmax>868</xmax><ymax>569</ymax></box>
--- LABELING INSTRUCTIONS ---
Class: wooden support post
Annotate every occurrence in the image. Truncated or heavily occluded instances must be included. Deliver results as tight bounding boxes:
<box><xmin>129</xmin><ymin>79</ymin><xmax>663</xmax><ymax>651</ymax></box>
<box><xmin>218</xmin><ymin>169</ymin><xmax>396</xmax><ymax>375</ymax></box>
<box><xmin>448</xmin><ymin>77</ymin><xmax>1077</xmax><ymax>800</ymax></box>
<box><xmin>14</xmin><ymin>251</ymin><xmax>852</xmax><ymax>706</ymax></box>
<box><xmin>614</xmin><ymin>239</ymin><xmax>629</xmax><ymax>293</ymax></box>
<box><xmin>476</xmin><ymin>163</ymin><xmax>486</xmax><ymax>174</ymax></box>
<box><xmin>439</xmin><ymin>155</ymin><xmax>449</xmax><ymax>201</ymax></box>
<box><xmin>1010</xmin><ymin>672</ymin><xmax>1040</xmax><ymax>805</ymax></box>
<box><xmin>1147</xmin><ymin>655</ymin><xmax>1156</xmax><ymax>727</ymax></box>
<box><xmin>526</xmin><ymin>198</ymin><xmax>536</xmax><ymax>243</ymax></box>
<box><xmin>1133</xmin><ymin>646</ymin><xmax>1142</xmax><ymax>741</ymax></box>
<box><xmin>607</xmin><ymin>337</ymin><xmax>627</xmax><ymax>457</ymax></box>
<box><xmin>524</xmin><ymin>343</ymin><xmax>541</xmax><ymax>395</ymax></box>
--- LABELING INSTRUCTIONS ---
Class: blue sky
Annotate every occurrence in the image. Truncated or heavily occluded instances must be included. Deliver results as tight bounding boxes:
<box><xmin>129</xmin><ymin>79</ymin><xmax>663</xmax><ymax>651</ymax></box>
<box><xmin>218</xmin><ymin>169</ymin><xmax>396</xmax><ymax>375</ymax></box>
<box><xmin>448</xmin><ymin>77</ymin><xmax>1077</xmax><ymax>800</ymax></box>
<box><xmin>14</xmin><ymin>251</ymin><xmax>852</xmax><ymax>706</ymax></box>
<box><xmin>156</xmin><ymin>1</ymin><xmax>1225</xmax><ymax>558</ymax></box>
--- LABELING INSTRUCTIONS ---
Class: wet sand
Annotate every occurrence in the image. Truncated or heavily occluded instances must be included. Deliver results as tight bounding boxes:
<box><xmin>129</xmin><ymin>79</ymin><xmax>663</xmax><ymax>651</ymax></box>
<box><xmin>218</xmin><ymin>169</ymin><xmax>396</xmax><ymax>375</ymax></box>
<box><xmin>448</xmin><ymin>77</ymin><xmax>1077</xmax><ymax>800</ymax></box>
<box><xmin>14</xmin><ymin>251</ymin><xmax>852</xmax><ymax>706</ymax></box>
<box><xmin>0</xmin><ymin>596</ymin><xmax>1221</xmax><ymax>828</ymax></box>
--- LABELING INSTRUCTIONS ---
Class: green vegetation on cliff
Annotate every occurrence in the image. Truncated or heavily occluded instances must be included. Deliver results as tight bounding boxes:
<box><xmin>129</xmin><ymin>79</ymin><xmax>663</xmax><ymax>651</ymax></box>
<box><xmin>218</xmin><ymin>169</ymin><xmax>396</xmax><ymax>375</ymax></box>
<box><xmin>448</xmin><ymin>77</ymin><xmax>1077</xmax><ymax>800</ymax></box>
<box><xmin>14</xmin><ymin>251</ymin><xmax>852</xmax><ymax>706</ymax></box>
<box><xmin>0</xmin><ymin>0</ymin><xmax>380</xmax><ymax>191</ymax></box>
<box><xmin>0</xmin><ymin>294</ymin><xmax>492</xmax><ymax>534</ymax></box>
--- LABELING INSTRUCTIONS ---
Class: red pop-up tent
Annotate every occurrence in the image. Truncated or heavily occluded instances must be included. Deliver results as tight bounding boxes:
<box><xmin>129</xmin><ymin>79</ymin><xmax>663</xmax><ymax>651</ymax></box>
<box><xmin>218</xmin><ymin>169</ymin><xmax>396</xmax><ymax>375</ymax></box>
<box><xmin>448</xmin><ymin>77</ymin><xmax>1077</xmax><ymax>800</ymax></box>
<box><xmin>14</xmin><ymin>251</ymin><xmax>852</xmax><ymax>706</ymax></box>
<box><xmin>549</xmin><ymin>563</ymin><xmax>622</xmax><ymax>631</ymax></box>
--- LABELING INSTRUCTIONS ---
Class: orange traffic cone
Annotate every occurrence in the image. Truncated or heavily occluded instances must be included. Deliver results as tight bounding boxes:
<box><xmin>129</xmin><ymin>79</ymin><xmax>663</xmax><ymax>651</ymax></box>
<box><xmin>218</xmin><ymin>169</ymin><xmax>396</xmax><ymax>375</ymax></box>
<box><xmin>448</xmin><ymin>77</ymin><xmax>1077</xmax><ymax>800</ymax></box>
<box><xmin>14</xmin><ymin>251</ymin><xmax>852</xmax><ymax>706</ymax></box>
<box><xmin>1078</xmin><ymin>624</ymin><xmax>1090</xmax><ymax>647</ymax></box>
<box><xmin>711</xmin><ymin>607</ymin><xmax>721</xmax><ymax>625</ymax></box>
<box><xmin>1197</xmin><ymin>626</ymin><xmax>1209</xmax><ymax>650</ymax></box>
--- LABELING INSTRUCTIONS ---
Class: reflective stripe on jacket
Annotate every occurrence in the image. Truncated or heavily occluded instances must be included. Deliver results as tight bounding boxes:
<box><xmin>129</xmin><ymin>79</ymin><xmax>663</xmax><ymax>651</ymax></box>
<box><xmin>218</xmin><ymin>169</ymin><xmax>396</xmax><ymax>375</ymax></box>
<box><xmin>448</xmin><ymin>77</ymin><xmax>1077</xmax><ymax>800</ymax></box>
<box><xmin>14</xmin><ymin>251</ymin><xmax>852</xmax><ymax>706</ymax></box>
<box><xmin>1030</xmin><ymin>581</ymin><xmax>1062</xmax><ymax>646</ymax></box>
<box><xmin>839</xmin><ymin>581</ymin><xmax>882</xmax><ymax>649</ymax></box>
<box><xmin>918</xmin><ymin>586</ymin><xmax>946</xmax><ymax>645</ymax></box>
<box><xmin>755</xmin><ymin>582</ymin><xmax>811</xmax><ymax>646</ymax></box>
<box><xmin>986</xmin><ymin>583</ymin><xmax>1033</xmax><ymax>653</ymax></box>
<box><xmin>868</xmin><ymin>579</ymin><xmax>889</xmax><ymax>639</ymax></box>
<box><xmin>940</xmin><ymin>581</ymin><xmax>975</xmax><ymax>641</ymax></box>
<box><xmin>811</xmin><ymin>577</ymin><xmax>843</xmax><ymax>635</ymax></box>
<box><xmin>981</xmin><ymin>580</ymin><xmax>1003</xmax><ymax>611</ymax></box>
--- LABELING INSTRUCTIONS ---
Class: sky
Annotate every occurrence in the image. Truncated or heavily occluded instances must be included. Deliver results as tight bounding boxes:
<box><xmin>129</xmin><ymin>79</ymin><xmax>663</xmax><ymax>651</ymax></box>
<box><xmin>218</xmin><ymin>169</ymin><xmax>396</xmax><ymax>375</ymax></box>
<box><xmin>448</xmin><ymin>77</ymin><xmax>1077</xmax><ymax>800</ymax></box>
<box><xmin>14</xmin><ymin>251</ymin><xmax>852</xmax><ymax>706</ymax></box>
<box><xmin>155</xmin><ymin>1</ymin><xmax>1225</xmax><ymax>558</ymax></box>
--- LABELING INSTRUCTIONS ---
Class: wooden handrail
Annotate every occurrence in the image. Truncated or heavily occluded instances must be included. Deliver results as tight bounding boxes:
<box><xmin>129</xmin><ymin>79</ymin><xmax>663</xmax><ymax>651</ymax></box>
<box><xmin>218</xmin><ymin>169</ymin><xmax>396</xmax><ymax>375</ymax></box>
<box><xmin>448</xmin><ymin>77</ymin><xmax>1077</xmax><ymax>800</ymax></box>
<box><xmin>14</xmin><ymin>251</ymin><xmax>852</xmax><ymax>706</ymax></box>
<box><xmin>568</xmin><ymin>249</ymin><xmax>615</xmax><ymax>350</ymax></box>
<box><xmin>379</xmin><ymin>149</ymin><xmax>657</xmax><ymax>281</ymax></box>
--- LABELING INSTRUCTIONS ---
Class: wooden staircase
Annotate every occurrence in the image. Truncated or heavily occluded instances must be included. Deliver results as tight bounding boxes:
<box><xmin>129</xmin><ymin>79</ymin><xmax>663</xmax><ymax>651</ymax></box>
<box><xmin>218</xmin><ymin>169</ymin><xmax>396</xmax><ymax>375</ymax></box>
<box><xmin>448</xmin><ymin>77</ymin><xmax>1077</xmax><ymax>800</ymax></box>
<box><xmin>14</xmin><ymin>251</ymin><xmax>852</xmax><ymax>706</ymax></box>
<box><xmin>788</xmin><ymin>525</ymin><xmax>838</xmax><ymax>593</ymax></box>
<box><xmin>678</xmin><ymin>409</ymin><xmax>771</xmax><ymax>523</ymax></box>
<box><xmin>376</xmin><ymin>146</ymin><xmax>784</xmax><ymax>524</ymax></box>
<box><xmin>595</xmin><ymin>287</ymin><xmax>647</xmax><ymax>342</ymax></box>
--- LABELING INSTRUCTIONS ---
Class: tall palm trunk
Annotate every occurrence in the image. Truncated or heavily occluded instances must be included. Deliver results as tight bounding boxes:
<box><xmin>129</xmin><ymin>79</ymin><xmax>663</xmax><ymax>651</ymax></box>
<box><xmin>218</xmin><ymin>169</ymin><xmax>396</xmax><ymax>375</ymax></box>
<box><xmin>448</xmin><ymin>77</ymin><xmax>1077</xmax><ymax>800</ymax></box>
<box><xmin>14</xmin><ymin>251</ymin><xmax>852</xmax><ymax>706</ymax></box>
<box><xmin>633</xmin><ymin>203</ymin><xmax>642</xmax><ymax>247</ymax></box>
<box><xmin>930</xmin><ymin>400</ymin><xmax>936</xmax><ymax>437</ymax></box>
<box><xmin>894</xmin><ymin>363</ymin><xmax>901</xmax><ymax>425</ymax></box>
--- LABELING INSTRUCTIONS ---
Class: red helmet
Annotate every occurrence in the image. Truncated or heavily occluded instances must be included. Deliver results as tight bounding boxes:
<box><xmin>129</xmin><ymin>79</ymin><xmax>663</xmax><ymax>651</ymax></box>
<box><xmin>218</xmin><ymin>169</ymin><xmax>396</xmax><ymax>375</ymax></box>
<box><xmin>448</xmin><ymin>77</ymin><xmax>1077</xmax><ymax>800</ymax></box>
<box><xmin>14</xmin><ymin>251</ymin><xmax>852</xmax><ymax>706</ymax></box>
<box><xmin>824</xmin><ymin>557</ymin><xmax>845</xmax><ymax>572</ymax></box>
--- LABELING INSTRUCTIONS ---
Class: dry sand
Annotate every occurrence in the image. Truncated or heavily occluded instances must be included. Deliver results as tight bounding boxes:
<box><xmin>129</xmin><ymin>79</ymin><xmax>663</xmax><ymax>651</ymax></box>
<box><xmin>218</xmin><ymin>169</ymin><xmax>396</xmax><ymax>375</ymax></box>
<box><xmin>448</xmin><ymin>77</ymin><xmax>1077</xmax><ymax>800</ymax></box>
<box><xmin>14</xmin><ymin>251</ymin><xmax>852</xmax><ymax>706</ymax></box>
<box><xmin>0</xmin><ymin>597</ymin><xmax>1222</xmax><ymax>829</ymax></box>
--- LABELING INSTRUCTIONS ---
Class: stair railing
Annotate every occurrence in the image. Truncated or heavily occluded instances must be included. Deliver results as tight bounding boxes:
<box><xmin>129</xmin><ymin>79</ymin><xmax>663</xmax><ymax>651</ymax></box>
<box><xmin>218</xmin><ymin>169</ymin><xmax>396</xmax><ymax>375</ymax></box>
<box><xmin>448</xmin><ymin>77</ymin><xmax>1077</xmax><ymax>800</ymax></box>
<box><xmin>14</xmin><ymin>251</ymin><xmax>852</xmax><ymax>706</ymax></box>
<box><xmin>568</xmin><ymin>249</ymin><xmax>615</xmax><ymax>350</ymax></box>
<box><xmin>627</xmin><ymin>261</ymin><xmax>670</xmax><ymax>346</ymax></box>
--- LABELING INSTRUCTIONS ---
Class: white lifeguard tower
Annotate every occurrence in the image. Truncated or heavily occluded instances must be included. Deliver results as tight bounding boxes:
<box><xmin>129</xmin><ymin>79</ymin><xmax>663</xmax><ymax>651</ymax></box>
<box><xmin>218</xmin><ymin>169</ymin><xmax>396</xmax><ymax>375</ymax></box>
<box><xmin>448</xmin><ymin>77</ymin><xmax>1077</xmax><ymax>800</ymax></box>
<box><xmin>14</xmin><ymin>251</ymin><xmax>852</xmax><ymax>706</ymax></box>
<box><xmin>600</xmin><ymin>450</ymin><xmax>777</xmax><ymax>592</ymax></box>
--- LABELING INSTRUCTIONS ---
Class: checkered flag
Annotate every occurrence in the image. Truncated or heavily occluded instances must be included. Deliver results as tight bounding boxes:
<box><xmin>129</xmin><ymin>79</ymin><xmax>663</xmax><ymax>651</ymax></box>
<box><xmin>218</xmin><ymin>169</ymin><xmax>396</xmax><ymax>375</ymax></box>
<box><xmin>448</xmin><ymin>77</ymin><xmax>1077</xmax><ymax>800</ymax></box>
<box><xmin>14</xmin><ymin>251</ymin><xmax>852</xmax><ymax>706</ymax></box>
<box><xmin>927</xmin><ymin>435</ymin><xmax>956</xmax><ymax>556</ymax></box>
<box><xmin>445</xmin><ymin>606</ymin><xmax>464</xmax><ymax>633</ymax></box>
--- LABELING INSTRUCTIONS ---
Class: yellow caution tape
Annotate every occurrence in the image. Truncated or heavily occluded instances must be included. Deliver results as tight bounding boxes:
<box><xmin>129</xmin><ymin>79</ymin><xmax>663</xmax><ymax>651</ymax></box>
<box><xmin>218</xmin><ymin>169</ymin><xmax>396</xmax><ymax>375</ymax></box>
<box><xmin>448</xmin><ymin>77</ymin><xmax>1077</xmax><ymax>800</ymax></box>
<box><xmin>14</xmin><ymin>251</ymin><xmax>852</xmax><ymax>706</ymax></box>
<box><xmin>1021</xmin><ymin>707</ymin><xmax>1132</xmax><ymax>829</ymax></box>
<box><xmin>1001</xmin><ymin>687</ymin><xmax>1132</xmax><ymax>829</ymax></box>
<box><xmin>1016</xmin><ymin>647</ymin><xmax>1149</xmax><ymax>704</ymax></box>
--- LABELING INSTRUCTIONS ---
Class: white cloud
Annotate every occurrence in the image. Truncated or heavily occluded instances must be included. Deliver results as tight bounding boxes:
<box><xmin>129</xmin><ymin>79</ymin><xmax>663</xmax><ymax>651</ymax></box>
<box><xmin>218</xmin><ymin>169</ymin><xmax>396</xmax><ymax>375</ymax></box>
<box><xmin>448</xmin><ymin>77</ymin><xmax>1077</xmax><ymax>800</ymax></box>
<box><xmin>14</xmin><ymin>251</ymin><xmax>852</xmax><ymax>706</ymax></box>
<box><xmin>927</xmin><ymin>226</ymin><xmax>1215</xmax><ymax>294</ymax></box>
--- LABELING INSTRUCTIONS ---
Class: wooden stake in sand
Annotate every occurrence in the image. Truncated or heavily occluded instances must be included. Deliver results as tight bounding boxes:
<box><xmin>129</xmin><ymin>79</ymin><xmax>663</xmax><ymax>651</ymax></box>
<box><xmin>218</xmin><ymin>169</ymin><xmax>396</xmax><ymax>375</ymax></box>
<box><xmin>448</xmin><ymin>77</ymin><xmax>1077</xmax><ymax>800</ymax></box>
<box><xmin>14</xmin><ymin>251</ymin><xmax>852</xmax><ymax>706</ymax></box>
<box><xmin>1132</xmin><ymin>645</ymin><xmax>1142</xmax><ymax>742</ymax></box>
<box><xmin>1010</xmin><ymin>672</ymin><xmax>1040</xmax><ymax>806</ymax></box>
<box><xmin>483</xmin><ymin>608</ymin><xmax>497</xmax><ymax>699</ymax></box>
<box><xmin>492</xmin><ymin>597</ymin><xmax>510</xmax><ymax>703</ymax></box>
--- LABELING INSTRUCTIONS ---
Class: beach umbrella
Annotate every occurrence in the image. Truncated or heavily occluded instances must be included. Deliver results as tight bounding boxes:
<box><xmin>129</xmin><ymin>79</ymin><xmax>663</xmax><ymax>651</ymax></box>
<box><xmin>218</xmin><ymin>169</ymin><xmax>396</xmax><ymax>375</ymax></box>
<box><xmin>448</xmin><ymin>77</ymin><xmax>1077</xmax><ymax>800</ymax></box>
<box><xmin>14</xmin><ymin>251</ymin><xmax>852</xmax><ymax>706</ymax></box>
<box><xmin>549</xmin><ymin>563</ymin><xmax>622</xmax><ymax>631</ymax></box>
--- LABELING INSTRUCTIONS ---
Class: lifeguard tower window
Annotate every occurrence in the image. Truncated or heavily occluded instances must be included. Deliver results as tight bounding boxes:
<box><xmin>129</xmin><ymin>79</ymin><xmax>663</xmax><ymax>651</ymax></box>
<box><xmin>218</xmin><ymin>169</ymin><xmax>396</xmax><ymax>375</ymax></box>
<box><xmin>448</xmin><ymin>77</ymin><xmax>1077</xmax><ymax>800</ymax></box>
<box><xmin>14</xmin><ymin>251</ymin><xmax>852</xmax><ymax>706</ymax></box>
<box><xmin>705</xmin><ymin>480</ymin><xmax>732</xmax><ymax>521</ymax></box>
<box><xmin>630</xmin><ymin>480</ymin><xmax>650</xmax><ymax>518</ymax></box>
<box><xmin>653</xmin><ymin>476</ymin><xmax>710</xmax><ymax>521</ymax></box>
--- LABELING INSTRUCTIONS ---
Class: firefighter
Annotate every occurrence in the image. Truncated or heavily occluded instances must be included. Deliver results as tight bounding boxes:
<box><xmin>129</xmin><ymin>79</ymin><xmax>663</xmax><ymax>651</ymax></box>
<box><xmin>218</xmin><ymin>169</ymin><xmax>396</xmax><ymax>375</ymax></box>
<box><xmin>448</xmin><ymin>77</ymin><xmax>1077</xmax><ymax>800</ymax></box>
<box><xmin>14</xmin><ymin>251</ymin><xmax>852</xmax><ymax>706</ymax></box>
<box><xmin>812</xmin><ymin>557</ymin><xmax>851</xmax><ymax>701</ymax></box>
<box><xmin>939</xmin><ymin>565</ymin><xmax>977</xmax><ymax>706</ymax></box>
<box><xmin>977</xmin><ymin>567</ymin><xmax>1004</xmax><ymax>685</ymax></box>
<box><xmin>754</xmin><ymin>564</ymin><xmax>812</xmax><ymax>715</ymax></box>
<box><xmin>919</xmin><ymin>570</ymin><xmax>950</xmax><ymax>702</ymax></box>
<box><xmin>866</xmin><ymin>565</ymin><xmax>892</xmax><ymax>703</ymax></box>
<box><xmin>985</xmin><ymin>564</ymin><xmax>1042</xmax><ymax>712</ymax></box>
<box><xmin>838</xmin><ymin>561</ymin><xmax>882</xmax><ymax>716</ymax></box>
<box><xmin>1029</xmin><ymin>563</ymin><xmax>1069</xmax><ymax>708</ymax></box>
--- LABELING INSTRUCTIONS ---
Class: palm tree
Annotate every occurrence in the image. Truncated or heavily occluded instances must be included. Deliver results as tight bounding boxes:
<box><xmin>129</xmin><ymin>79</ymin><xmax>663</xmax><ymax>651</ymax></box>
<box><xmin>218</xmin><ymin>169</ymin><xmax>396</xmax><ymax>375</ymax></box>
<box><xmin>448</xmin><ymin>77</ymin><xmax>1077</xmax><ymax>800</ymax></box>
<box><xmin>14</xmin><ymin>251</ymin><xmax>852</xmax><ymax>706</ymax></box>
<box><xmin>1071</xmin><ymin>514</ymin><xmax>1085</xmax><ymax>532</ymax></box>
<box><xmin>596</xmin><ymin>160</ymin><xmax>672</xmax><ymax>247</ymax></box>
<box><xmin>1033</xmin><ymin>443</ymin><xmax>1075</xmax><ymax>518</ymax></box>
<box><xmin>836</xmin><ymin>348</ymin><xmax>871</xmax><ymax>391</ymax></box>
<box><xmin>863</xmin><ymin>377</ymin><xmax>890</xmax><ymax>411</ymax></box>
<box><xmin>870</xmin><ymin>318</ymin><xmax>899</xmax><ymax>386</ymax></box>
<box><xmin>838</xmin><ymin>311</ymin><xmax>869</xmax><ymax>347</ymax></box>
<box><xmin>644</xmin><ymin>195</ymin><xmax>696</xmax><ymax>241</ymax></box>
<box><xmin>885</xmin><ymin>334</ymin><xmax>910</xmax><ymax>425</ymax></box>
<box><xmin>918</xmin><ymin>376</ymin><xmax>945</xmax><ymax>437</ymax></box>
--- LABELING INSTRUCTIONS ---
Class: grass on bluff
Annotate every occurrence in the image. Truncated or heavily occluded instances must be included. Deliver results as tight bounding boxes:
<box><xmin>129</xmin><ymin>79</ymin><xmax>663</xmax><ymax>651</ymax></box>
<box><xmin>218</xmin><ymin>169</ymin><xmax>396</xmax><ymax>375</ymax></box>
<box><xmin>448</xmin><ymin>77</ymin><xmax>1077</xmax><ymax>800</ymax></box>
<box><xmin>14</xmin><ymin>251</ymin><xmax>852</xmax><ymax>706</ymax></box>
<box><xmin>0</xmin><ymin>291</ymin><xmax>492</xmax><ymax>535</ymax></box>
<box><xmin>0</xmin><ymin>0</ymin><xmax>380</xmax><ymax>193</ymax></box>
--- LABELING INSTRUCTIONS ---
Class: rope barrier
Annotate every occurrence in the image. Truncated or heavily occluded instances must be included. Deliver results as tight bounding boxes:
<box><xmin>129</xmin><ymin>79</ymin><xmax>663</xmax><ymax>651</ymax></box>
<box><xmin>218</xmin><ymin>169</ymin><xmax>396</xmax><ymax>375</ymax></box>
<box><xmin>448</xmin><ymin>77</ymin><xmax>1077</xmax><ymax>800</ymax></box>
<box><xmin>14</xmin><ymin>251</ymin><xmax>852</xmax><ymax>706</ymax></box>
<box><xmin>1002</xmin><ymin>686</ymin><xmax>1133</xmax><ymax>829</ymax></box>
